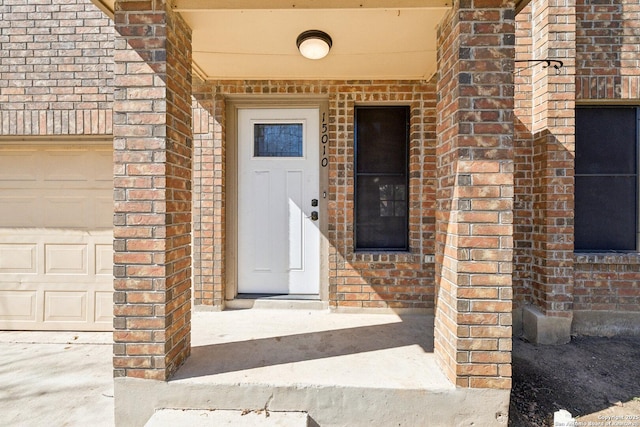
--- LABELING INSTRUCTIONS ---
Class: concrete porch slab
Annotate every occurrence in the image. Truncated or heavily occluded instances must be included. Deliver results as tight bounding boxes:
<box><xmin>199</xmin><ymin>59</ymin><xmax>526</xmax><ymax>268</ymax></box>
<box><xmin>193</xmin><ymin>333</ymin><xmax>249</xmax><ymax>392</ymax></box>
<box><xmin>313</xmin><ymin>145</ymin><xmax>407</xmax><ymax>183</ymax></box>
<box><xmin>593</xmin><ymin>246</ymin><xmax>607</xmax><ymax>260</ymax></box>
<box><xmin>180</xmin><ymin>309</ymin><xmax>446</xmax><ymax>389</ymax></box>
<box><xmin>116</xmin><ymin>309</ymin><xmax>510</xmax><ymax>426</ymax></box>
<box><xmin>145</xmin><ymin>409</ymin><xmax>310</xmax><ymax>426</ymax></box>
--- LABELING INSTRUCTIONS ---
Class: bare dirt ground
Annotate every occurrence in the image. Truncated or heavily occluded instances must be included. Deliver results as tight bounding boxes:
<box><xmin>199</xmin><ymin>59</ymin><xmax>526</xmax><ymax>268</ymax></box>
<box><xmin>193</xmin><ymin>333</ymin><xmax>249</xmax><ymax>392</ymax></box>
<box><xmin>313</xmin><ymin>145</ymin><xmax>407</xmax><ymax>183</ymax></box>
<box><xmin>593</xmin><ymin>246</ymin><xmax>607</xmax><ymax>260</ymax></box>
<box><xmin>509</xmin><ymin>335</ymin><xmax>640</xmax><ymax>427</ymax></box>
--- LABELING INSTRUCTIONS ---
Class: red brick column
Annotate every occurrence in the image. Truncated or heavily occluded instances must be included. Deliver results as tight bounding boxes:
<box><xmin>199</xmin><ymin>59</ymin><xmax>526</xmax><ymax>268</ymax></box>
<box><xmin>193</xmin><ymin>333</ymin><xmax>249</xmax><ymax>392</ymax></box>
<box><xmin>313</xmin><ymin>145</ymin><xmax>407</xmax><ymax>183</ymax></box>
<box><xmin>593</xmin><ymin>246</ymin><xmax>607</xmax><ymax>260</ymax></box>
<box><xmin>113</xmin><ymin>0</ymin><xmax>192</xmax><ymax>380</ymax></box>
<box><xmin>526</xmin><ymin>0</ymin><xmax>576</xmax><ymax>344</ymax></box>
<box><xmin>435</xmin><ymin>1</ymin><xmax>515</xmax><ymax>389</ymax></box>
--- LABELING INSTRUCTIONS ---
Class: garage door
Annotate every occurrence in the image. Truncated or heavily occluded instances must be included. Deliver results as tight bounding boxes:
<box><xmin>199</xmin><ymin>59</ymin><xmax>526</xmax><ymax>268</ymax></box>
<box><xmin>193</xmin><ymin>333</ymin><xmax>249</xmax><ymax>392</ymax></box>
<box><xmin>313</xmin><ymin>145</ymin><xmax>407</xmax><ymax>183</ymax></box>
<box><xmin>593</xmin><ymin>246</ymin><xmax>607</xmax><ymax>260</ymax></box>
<box><xmin>0</xmin><ymin>142</ymin><xmax>113</xmax><ymax>331</ymax></box>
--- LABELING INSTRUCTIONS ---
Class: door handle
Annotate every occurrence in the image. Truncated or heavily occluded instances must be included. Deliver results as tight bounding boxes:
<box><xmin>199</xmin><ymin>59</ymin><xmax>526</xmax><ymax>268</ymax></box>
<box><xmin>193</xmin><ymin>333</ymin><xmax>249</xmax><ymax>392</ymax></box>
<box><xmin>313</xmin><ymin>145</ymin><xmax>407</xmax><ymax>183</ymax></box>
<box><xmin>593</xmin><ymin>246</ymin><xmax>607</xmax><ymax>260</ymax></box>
<box><xmin>310</xmin><ymin>211</ymin><xmax>318</xmax><ymax>221</ymax></box>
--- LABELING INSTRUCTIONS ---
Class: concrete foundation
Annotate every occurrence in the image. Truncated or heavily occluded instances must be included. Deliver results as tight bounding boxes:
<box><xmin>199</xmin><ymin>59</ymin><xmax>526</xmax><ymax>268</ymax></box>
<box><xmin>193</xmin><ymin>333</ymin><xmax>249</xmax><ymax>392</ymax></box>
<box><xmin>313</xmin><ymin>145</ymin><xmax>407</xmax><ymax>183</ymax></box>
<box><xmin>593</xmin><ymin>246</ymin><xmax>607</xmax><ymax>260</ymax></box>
<box><xmin>572</xmin><ymin>310</ymin><xmax>640</xmax><ymax>337</ymax></box>
<box><xmin>522</xmin><ymin>305</ymin><xmax>572</xmax><ymax>345</ymax></box>
<box><xmin>118</xmin><ymin>378</ymin><xmax>510</xmax><ymax>427</ymax></box>
<box><xmin>115</xmin><ymin>310</ymin><xmax>511</xmax><ymax>426</ymax></box>
<box><xmin>512</xmin><ymin>307</ymin><xmax>524</xmax><ymax>337</ymax></box>
<box><xmin>145</xmin><ymin>409</ymin><xmax>310</xmax><ymax>427</ymax></box>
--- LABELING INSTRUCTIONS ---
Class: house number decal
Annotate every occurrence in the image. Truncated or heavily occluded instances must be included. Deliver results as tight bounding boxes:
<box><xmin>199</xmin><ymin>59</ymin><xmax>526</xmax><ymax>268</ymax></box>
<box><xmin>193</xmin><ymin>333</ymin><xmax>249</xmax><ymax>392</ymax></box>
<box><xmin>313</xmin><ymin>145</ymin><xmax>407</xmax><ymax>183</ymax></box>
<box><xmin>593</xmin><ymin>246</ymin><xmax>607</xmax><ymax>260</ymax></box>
<box><xmin>321</xmin><ymin>112</ymin><xmax>329</xmax><ymax>168</ymax></box>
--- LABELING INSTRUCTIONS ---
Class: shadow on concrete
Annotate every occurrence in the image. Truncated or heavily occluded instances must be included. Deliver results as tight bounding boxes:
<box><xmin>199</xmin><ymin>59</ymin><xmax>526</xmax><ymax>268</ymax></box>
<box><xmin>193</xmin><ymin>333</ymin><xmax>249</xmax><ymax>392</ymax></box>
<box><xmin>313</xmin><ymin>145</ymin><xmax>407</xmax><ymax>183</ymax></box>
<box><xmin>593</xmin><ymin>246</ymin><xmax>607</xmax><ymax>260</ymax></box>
<box><xmin>172</xmin><ymin>312</ymin><xmax>434</xmax><ymax>380</ymax></box>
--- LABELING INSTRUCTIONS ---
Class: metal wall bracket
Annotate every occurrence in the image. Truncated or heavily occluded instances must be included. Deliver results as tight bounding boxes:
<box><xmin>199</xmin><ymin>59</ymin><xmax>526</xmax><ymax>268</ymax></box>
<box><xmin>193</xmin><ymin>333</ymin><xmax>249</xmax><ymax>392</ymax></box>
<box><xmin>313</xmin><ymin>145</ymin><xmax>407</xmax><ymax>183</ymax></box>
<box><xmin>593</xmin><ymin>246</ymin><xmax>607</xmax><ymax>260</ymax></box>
<box><xmin>515</xmin><ymin>59</ymin><xmax>564</xmax><ymax>74</ymax></box>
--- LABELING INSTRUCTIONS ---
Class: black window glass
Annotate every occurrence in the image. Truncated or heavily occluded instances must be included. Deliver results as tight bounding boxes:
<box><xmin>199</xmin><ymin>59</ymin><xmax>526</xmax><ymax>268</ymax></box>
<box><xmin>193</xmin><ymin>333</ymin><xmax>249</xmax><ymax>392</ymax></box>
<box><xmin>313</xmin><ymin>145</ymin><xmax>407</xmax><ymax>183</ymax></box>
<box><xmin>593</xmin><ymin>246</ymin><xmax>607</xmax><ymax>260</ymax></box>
<box><xmin>575</xmin><ymin>107</ymin><xmax>638</xmax><ymax>251</ymax></box>
<box><xmin>576</xmin><ymin>108</ymin><xmax>636</xmax><ymax>175</ymax></box>
<box><xmin>356</xmin><ymin>107</ymin><xmax>408</xmax><ymax>174</ymax></box>
<box><xmin>355</xmin><ymin>106</ymin><xmax>409</xmax><ymax>251</ymax></box>
<box><xmin>575</xmin><ymin>176</ymin><xmax>637</xmax><ymax>251</ymax></box>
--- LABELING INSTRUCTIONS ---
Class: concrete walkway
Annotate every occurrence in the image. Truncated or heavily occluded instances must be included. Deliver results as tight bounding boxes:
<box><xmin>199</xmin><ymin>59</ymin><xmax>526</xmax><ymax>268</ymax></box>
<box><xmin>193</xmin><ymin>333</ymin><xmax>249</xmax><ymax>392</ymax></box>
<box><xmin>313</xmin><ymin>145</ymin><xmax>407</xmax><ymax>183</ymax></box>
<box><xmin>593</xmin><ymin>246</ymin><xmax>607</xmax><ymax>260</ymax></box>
<box><xmin>0</xmin><ymin>331</ymin><xmax>113</xmax><ymax>427</ymax></box>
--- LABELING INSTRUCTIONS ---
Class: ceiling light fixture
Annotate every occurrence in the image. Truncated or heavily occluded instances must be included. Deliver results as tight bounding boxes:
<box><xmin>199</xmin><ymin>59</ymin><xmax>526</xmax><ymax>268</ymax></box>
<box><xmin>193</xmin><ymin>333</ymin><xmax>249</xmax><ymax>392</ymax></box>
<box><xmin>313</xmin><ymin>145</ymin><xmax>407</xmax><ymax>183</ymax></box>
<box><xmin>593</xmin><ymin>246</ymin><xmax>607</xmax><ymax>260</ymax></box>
<box><xmin>296</xmin><ymin>30</ymin><xmax>332</xmax><ymax>60</ymax></box>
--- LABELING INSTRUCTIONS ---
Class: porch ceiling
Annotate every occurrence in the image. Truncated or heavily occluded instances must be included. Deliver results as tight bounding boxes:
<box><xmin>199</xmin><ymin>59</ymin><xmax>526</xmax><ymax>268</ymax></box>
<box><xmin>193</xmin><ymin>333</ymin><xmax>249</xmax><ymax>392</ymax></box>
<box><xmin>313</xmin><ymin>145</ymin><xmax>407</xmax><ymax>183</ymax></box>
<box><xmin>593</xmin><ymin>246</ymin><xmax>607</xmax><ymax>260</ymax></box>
<box><xmin>95</xmin><ymin>0</ymin><xmax>451</xmax><ymax>81</ymax></box>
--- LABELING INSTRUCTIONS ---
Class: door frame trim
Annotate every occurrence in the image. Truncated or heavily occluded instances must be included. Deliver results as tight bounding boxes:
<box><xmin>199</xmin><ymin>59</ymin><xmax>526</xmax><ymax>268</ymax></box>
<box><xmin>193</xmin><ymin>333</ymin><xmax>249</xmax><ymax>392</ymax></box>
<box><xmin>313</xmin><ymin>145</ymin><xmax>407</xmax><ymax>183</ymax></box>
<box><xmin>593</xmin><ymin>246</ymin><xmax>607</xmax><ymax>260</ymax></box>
<box><xmin>225</xmin><ymin>96</ymin><xmax>330</xmax><ymax>303</ymax></box>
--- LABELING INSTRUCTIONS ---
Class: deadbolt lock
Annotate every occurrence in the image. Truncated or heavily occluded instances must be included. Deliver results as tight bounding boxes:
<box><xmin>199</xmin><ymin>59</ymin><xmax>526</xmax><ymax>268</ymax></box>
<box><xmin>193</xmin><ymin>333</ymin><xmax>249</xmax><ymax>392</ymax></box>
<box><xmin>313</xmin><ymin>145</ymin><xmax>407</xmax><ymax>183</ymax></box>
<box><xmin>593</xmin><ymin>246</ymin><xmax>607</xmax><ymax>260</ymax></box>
<box><xmin>311</xmin><ymin>199</ymin><xmax>318</xmax><ymax>207</ymax></box>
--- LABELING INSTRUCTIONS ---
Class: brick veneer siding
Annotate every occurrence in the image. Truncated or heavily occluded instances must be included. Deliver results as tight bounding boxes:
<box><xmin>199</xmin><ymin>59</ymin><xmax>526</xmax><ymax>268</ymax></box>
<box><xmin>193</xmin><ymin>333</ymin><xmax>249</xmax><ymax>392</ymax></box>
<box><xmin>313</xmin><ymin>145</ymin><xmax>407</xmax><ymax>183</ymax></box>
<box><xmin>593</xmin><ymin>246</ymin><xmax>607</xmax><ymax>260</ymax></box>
<box><xmin>191</xmin><ymin>80</ymin><xmax>224</xmax><ymax>307</ymax></box>
<box><xmin>113</xmin><ymin>0</ymin><xmax>192</xmax><ymax>380</ymax></box>
<box><xmin>513</xmin><ymin>8</ymin><xmax>535</xmax><ymax>307</ymax></box>
<box><xmin>434</xmin><ymin>1</ymin><xmax>515</xmax><ymax>388</ymax></box>
<box><xmin>0</xmin><ymin>0</ymin><xmax>113</xmax><ymax>135</ymax></box>
<box><xmin>576</xmin><ymin>0</ymin><xmax>640</xmax><ymax>99</ymax></box>
<box><xmin>574</xmin><ymin>255</ymin><xmax>640</xmax><ymax>311</ymax></box>
<box><xmin>512</xmin><ymin>0</ymin><xmax>577</xmax><ymax>321</ymax></box>
<box><xmin>191</xmin><ymin>80</ymin><xmax>437</xmax><ymax>310</ymax></box>
<box><xmin>572</xmin><ymin>0</ymin><xmax>640</xmax><ymax>315</ymax></box>
<box><xmin>530</xmin><ymin>0</ymin><xmax>576</xmax><ymax>318</ymax></box>
<box><xmin>513</xmin><ymin>0</ymin><xmax>640</xmax><ymax>321</ymax></box>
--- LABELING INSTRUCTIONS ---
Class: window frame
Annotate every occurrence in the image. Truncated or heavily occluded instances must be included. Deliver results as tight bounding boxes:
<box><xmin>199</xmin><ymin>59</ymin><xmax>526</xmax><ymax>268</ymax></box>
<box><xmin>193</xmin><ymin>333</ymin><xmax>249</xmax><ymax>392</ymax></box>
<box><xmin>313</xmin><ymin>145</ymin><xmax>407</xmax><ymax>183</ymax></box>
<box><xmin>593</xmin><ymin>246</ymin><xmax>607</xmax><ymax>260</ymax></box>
<box><xmin>354</xmin><ymin>105</ymin><xmax>410</xmax><ymax>252</ymax></box>
<box><xmin>574</xmin><ymin>105</ymin><xmax>640</xmax><ymax>253</ymax></box>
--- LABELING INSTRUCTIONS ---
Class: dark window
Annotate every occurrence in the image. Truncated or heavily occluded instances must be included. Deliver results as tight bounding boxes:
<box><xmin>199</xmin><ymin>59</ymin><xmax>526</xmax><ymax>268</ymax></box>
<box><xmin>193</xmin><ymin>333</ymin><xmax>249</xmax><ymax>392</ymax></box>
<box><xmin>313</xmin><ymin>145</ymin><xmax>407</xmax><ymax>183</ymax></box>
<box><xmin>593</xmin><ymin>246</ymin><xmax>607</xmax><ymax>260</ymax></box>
<box><xmin>575</xmin><ymin>106</ymin><xmax>638</xmax><ymax>251</ymax></box>
<box><xmin>355</xmin><ymin>106</ymin><xmax>409</xmax><ymax>250</ymax></box>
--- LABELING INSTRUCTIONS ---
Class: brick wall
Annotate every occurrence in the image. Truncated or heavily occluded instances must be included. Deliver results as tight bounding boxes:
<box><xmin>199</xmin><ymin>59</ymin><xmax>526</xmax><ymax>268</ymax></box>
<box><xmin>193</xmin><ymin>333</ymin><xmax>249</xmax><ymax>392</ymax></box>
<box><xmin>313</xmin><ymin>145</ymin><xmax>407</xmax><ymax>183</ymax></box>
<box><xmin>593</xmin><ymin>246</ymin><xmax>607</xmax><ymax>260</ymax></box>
<box><xmin>576</xmin><ymin>0</ymin><xmax>640</xmax><ymax>99</ymax></box>
<box><xmin>191</xmin><ymin>79</ymin><xmax>224</xmax><ymax>307</ymax></box>
<box><xmin>572</xmin><ymin>0</ymin><xmax>640</xmax><ymax>315</ymax></box>
<box><xmin>191</xmin><ymin>79</ymin><xmax>437</xmax><ymax>310</ymax></box>
<box><xmin>512</xmin><ymin>0</ymin><xmax>576</xmax><ymax>323</ymax></box>
<box><xmin>574</xmin><ymin>255</ymin><xmax>640</xmax><ymax>311</ymax></box>
<box><xmin>513</xmin><ymin>0</ymin><xmax>640</xmax><ymax>322</ymax></box>
<box><xmin>112</xmin><ymin>0</ymin><xmax>192</xmax><ymax>380</ymax></box>
<box><xmin>513</xmin><ymin>7</ymin><xmax>534</xmax><ymax>307</ymax></box>
<box><xmin>530</xmin><ymin>0</ymin><xmax>576</xmax><ymax>318</ymax></box>
<box><xmin>0</xmin><ymin>0</ymin><xmax>113</xmax><ymax>135</ymax></box>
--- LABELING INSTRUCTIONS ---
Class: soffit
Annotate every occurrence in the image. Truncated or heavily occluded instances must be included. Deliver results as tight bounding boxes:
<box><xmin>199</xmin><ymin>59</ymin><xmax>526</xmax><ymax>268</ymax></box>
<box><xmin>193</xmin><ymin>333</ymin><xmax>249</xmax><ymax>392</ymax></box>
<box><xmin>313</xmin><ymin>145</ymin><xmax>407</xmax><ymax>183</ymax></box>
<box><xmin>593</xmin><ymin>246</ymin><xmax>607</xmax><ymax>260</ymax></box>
<box><xmin>93</xmin><ymin>1</ymin><xmax>451</xmax><ymax>81</ymax></box>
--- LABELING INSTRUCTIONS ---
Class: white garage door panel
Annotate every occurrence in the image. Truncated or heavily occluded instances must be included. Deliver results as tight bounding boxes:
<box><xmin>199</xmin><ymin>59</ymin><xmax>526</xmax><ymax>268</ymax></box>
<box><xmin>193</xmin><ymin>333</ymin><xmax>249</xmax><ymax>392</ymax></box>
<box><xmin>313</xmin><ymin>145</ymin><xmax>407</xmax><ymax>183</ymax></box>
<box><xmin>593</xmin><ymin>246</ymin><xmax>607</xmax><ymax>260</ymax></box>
<box><xmin>0</xmin><ymin>146</ymin><xmax>112</xmax><ymax>229</ymax></box>
<box><xmin>0</xmin><ymin>197</ymin><xmax>38</xmax><ymax>226</ymax></box>
<box><xmin>0</xmin><ymin>230</ymin><xmax>113</xmax><ymax>331</ymax></box>
<box><xmin>0</xmin><ymin>291</ymin><xmax>37</xmax><ymax>321</ymax></box>
<box><xmin>96</xmin><ymin>197</ymin><xmax>114</xmax><ymax>227</ymax></box>
<box><xmin>45</xmin><ymin>197</ymin><xmax>88</xmax><ymax>228</ymax></box>
<box><xmin>0</xmin><ymin>150</ymin><xmax>38</xmax><ymax>181</ymax></box>
<box><xmin>45</xmin><ymin>291</ymin><xmax>87</xmax><ymax>322</ymax></box>
<box><xmin>0</xmin><ymin>192</ymin><xmax>107</xmax><ymax>229</ymax></box>
<box><xmin>0</xmin><ymin>244</ymin><xmax>37</xmax><ymax>273</ymax></box>
<box><xmin>95</xmin><ymin>149</ymin><xmax>114</xmax><ymax>182</ymax></box>
<box><xmin>96</xmin><ymin>244</ymin><xmax>113</xmax><ymax>275</ymax></box>
<box><xmin>0</xmin><ymin>143</ymin><xmax>113</xmax><ymax>331</ymax></box>
<box><xmin>45</xmin><ymin>244</ymin><xmax>88</xmax><ymax>275</ymax></box>
<box><xmin>43</xmin><ymin>149</ymin><xmax>90</xmax><ymax>181</ymax></box>
<box><xmin>95</xmin><ymin>291</ymin><xmax>113</xmax><ymax>323</ymax></box>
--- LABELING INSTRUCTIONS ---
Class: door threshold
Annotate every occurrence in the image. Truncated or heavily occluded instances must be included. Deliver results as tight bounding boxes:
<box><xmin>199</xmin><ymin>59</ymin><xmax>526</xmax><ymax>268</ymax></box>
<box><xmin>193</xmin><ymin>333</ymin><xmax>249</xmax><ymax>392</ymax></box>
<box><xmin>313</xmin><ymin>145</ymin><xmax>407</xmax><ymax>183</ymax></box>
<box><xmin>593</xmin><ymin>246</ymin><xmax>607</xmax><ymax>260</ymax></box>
<box><xmin>237</xmin><ymin>293</ymin><xmax>320</xmax><ymax>300</ymax></box>
<box><xmin>226</xmin><ymin>294</ymin><xmax>327</xmax><ymax>310</ymax></box>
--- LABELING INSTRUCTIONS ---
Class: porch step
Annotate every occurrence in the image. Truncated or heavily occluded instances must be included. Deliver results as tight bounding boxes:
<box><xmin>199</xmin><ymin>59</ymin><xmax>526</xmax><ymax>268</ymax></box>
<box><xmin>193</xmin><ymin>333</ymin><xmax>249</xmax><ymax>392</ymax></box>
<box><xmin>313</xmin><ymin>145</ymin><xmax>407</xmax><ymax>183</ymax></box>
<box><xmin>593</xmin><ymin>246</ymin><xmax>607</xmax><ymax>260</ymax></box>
<box><xmin>224</xmin><ymin>296</ymin><xmax>327</xmax><ymax>310</ymax></box>
<box><xmin>116</xmin><ymin>311</ymin><xmax>511</xmax><ymax>426</ymax></box>
<box><xmin>145</xmin><ymin>409</ymin><xmax>309</xmax><ymax>427</ymax></box>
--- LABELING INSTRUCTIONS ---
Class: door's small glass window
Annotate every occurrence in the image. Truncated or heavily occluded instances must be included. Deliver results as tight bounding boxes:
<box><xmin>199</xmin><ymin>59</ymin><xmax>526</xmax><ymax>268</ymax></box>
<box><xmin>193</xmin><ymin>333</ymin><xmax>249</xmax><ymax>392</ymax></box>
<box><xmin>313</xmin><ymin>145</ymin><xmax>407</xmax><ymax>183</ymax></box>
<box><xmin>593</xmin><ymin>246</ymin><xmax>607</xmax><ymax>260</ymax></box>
<box><xmin>254</xmin><ymin>123</ymin><xmax>303</xmax><ymax>157</ymax></box>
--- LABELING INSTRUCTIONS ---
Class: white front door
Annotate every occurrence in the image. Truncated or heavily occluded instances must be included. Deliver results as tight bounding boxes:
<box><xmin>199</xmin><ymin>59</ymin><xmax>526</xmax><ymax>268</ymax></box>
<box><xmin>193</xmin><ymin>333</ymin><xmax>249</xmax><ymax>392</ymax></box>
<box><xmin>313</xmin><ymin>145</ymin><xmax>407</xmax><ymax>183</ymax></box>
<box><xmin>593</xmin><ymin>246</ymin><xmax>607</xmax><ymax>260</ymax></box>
<box><xmin>237</xmin><ymin>108</ymin><xmax>320</xmax><ymax>295</ymax></box>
